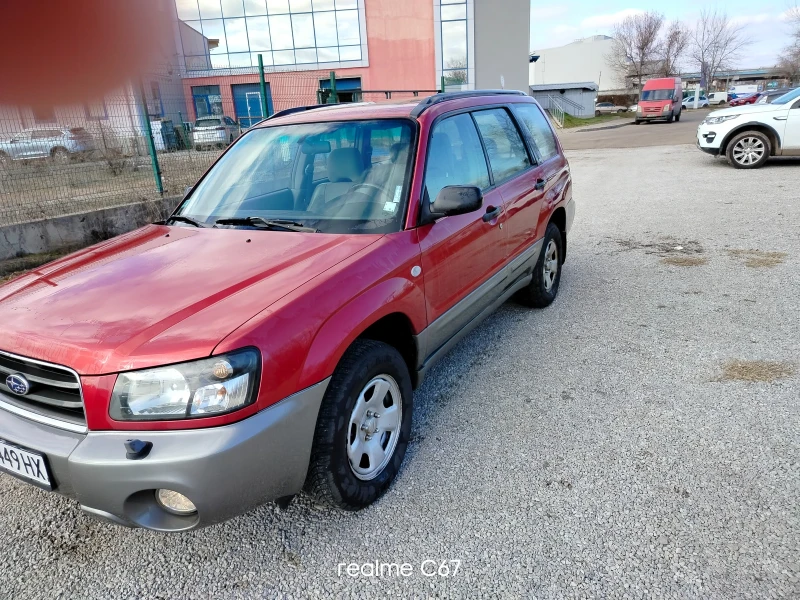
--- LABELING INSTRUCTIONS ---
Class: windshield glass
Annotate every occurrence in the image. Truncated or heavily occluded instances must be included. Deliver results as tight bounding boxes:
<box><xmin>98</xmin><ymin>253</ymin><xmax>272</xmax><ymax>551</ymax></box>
<box><xmin>640</xmin><ymin>89</ymin><xmax>674</xmax><ymax>101</ymax></box>
<box><xmin>196</xmin><ymin>118</ymin><xmax>222</xmax><ymax>127</ymax></box>
<box><xmin>771</xmin><ymin>88</ymin><xmax>800</xmax><ymax>105</ymax></box>
<box><xmin>177</xmin><ymin>119</ymin><xmax>415</xmax><ymax>234</ymax></box>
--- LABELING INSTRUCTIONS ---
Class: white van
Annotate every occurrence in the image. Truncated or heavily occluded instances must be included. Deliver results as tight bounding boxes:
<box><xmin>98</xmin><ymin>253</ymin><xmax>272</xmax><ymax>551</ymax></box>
<box><xmin>708</xmin><ymin>92</ymin><xmax>729</xmax><ymax>105</ymax></box>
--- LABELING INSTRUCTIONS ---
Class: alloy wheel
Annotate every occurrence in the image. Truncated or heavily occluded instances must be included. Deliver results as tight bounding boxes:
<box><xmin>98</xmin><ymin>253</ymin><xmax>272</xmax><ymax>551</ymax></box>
<box><xmin>732</xmin><ymin>137</ymin><xmax>765</xmax><ymax>166</ymax></box>
<box><xmin>543</xmin><ymin>239</ymin><xmax>559</xmax><ymax>291</ymax></box>
<box><xmin>346</xmin><ymin>375</ymin><xmax>403</xmax><ymax>480</ymax></box>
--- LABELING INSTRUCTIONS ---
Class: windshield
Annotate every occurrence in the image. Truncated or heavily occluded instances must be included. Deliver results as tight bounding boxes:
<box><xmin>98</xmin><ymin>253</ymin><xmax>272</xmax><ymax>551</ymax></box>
<box><xmin>640</xmin><ymin>89</ymin><xmax>674</xmax><ymax>101</ymax></box>
<box><xmin>771</xmin><ymin>88</ymin><xmax>800</xmax><ymax>105</ymax></box>
<box><xmin>177</xmin><ymin>119</ymin><xmax>415</xmax><ymax>234</ymax></box>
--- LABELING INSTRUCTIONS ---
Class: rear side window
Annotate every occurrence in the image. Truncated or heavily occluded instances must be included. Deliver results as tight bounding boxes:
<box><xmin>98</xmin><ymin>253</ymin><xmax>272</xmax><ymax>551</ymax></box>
<box><xmin>424</xmin><ymin>113</ymin><xmax>490</xmax><ymax>203</ymax></box>
<box><xmin>471</xmin><ymin>109</ymin><xmax>531</xmax><ymax>183</ymax></box>
<box><xmin>513</xmin><ymin>104</ymin><xmax>559</xmax><ymax>162</ymax></box>
<box><xmin>32</xmin><ymin>130</ymin><xmax>60</xmax><ymax>139</ymax></box>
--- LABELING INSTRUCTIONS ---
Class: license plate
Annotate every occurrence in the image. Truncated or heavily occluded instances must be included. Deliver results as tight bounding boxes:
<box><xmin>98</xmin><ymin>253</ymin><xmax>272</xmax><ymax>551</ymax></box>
<box><xmin>0</xmin><ymin>439</ymin><xmax>52</xmax><ymax>490</ymax></box>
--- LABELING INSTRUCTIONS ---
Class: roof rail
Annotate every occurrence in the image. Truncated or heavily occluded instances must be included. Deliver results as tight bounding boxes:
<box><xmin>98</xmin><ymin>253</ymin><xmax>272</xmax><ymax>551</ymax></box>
<box><xmin>411</xmin><ymin>90</ymin><xmax>527</xmax><ymax>117</ymax></box>
<box><xmin>266</xmin><ymin>104</ymin><xmax>329</xmax><ymax>120</ymax></box>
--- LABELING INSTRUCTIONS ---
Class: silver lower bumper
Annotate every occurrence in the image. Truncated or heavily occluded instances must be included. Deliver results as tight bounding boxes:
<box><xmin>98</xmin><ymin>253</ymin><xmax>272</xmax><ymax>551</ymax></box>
<box><xmin>0</xmin><ymin>379</ymin><xmax>329</xmax><ymax>531</ymax></box>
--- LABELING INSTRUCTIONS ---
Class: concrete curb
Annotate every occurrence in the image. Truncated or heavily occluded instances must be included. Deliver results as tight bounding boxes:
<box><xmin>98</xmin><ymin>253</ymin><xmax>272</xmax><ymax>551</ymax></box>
<box><xmin>0</xmin><ymin>196</ymin><xmax>181</xmax><ymax>262</ymax></box>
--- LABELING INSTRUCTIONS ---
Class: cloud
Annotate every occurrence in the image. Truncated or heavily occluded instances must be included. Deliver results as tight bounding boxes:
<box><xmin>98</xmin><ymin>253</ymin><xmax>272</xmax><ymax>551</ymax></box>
<box><xmin>531</xmin><ymin>6</ymin><xmax>569</xmax><ymax>21</ymax></box>
<box><xmin>553</xmin><ymin>24</ymin><xmax>578</xmax><ymax>34</ymax></box>
<box><xmin>730</xmin><ymin>13</ymin><xmax>776</xmax><ymax>27</ymax></box>
<box><xmin>580</xmin><ymin>9</ymin><xmax>644</xmax><ymax>30</ymax></box>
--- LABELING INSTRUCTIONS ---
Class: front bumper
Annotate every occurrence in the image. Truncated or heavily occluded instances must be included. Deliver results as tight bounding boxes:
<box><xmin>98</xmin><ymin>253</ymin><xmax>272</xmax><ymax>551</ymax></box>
<box><xmin>0</xmin><ymin>379</ymin><xmax>329</xmax><ymax>531</ymax></box>
<box><xmin>696</xmin><ymin>125</ymin><xmax>723</xmax><ymax>155</ymax></box>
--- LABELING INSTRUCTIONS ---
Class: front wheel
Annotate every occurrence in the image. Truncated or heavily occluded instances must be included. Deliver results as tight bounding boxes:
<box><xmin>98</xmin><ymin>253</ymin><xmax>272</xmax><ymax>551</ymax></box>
<box><xmin>675</xmin><ymin>112</ymin><xmax>681</xmax><ymax>122</ymax></box>
<box><xmin>666</xmin><ymin>112</ymin><xmax>674</xmax><ymax>123</ymax></box>
<box><xmin>726</xmin><ymin>131</ymin><xmax>770</xmax><ymax>169</ymax></box>
<box><xmin>595</xmin><ymin>110</ymin><xmax>601</xmax><ymax>116</ymax></box>
<box><xmin>305</xmin><ymin>339</ymin><xmax>413</xmax><ymax>510</ymax></box>
<box><xmin>517</xmin><ymin>222</ymin><xmax>563</xmax><ymax>308</ymax></box>
<box><xmin>51</xmin><ymin>148</ymin><xmax>70</xmax><ymax>165</ymax></box>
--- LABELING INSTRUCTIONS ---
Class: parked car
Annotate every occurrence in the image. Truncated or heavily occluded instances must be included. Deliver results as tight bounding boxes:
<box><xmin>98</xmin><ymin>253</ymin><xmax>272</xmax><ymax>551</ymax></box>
<box><xmin>595</xmin><ymin>102</ymin><xmax>627</xmax><ymax>115</ymax></box>
<box><xmin>729</xmin><ymin>93</ymin><xmax>758</xmax><ymax>107</ymax></box>
<box><xmin>708</xmin><ymin>92</ymin><xmax>729</xmax><ymax>105</ymax></box>
<box><xmin>755</xmin><ymin>88</ymin><xmax>796</xmax><ymax>104</ymax></box>
<box><xmin>0</xmin><ymin>127</ymin><xmax>96</xmax><ymax>166</ymax></box>
<box><xmin>682</xmin><ymin>95</ymin><xmax>709</xmax><ymax>109</ymax></box>
<box><xmin>697</xmin><ymin>87</ymin><xmax>800</xmax><ymax>169</ymax></box>
<box><xmin>192</xmin><ymin>116</ymin><xmax>241</xmax><ymax>150</ymax></box>
<box><xmin>0</xmin><ymin>91</ymin><xmax>574</xmax><ymax>531</ymax></box>
<box><xmin>635</xmin><ymin>77</ymin><xmax>682</xmax><ymax>123</ymax></box>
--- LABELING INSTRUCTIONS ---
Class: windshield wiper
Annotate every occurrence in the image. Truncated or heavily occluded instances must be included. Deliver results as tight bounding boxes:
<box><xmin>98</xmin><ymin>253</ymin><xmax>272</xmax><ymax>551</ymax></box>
<box><xmin>214</xmin><ymin>216</ymin><xmax>318</xmax><ymax>232</ymax></box>
<box><xmin>165</xmin><ymin>215</ymin><xmax>207</xmax><ymax>228</ymax></box>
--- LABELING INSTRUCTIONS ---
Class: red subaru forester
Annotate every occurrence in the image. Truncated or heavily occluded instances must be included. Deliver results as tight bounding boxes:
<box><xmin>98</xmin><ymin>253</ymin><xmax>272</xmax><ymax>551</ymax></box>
<box><xmin>0</xmin><ymin>91</ymin><xmax>574</xmax><ymax>531</ymax></box>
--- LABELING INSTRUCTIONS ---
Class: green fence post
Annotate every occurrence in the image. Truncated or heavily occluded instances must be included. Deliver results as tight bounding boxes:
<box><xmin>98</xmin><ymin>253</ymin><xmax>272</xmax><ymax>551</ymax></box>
<box><xmin>258</xmin><ymin>54</ymin><xmax>269</xmax><ymax>119</ymax></box>
<box><xmin>328</xmin><ymin>71</ymin><xmax>338</xmax><ymax>104</ymax></box>
<box><xmin>138</xmin><ymin>81</ymin><xmax>163</xmax><ymax>195</ymax></box>
<box><xmin>441</xmin><ymin>75</ymin><xmax>446</xmax><ymax>93</ymax></box>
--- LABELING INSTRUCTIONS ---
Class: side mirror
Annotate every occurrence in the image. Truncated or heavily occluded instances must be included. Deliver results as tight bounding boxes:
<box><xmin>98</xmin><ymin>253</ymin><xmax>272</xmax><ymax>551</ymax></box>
<box><xmin>430</xmin><ymin>186</ymin><xmax>483</xmax><ymax>218</ymax></box>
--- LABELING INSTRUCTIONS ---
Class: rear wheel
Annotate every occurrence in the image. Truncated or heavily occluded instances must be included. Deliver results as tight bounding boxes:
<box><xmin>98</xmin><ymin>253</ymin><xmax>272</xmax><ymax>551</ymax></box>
<box><xmin>617</xmin><ymin>109</ymin><xmax>625</xmax><ymax>114</ymax></box>
<box><xmin>595</xmin><ymin>110</ymin><xmax>601</xmax><ymax>116</ymax></box>
<box><xmin>517</xmin><ymin>222</ymin><xmax>563</xmax><ymax>308</ymax></box>
<box><xmin>305</xmin><ymin>339</ymin><xmax>413</xmax><ymax>510</ymax></box>
<box><xmin>51</xmin><ymin>148</ymin><xmax>70</xmax><ymax>165</ymax></box>
<box><xmin>726</xmin><ymin>131</ymin><xmax>770</xmax><ymax>169</ymax></box>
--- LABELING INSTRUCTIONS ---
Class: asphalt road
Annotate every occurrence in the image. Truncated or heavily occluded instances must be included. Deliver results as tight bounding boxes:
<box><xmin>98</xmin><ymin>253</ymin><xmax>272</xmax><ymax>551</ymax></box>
<box><xmin>1</xmin><ymin>144</ymin><xmax>798</xmax><ymax>599</ymax></box>
<box><xmin>559</xmin><ymin>108</ymin><xmax>711</xmax><ymax>150</ymax></box>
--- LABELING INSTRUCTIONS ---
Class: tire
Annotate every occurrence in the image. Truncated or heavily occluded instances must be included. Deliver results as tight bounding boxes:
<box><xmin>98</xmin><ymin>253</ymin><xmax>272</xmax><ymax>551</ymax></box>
<box><xmin>675</xmin><ymin>112</ymin><xmax>681</xmax><ymax>122</ymax></box>
<box><xmin>634</xmin><ymin>120</ymin><xmax>641</xmax><ymax>125</ymax></box>
<box><xmin>229</xmin><ymin>134</ymin><xmax>234</xmax><ymax>145</ymax></box>
<box><xmin>305</xmin><ymin>339</ymin><xmax>413</xmax><ymax>510</ymax></box>
<box><xmin>666</xmin><ymin>112</ymin><xmax>674</xmax><ymax>123</ymax></box>
<box><xmin>617</xmin><ymin>109</ymin><xmax>625</xmax><ymax>114</ymax></box>
<box><xmin>726</xmin><ymin>131</ymin><xmax>770</xmax><ymax>169</ymax></box>
<box><xmin>595</xmin><ymin>110</ymin><xmax>601</xmax><ymax>116</ymax></box>
<box><xmin>51</xmin><ymin>148</ymin><xmax>70</xmax><ymax>165</ymax></box>
<box><xmin>0</xmin><ymin>152</ymin><xmax>9</xmax><ymax>167</ymax></box>
<box><xmin>194</xmin><ymin>145</ymin><xmax>202</xmax><ymax>151</ymax></box>
<box><xmin>517</xmin><ymin>222</ymin><xmax>563</xmax><ymax>308</ymax></box>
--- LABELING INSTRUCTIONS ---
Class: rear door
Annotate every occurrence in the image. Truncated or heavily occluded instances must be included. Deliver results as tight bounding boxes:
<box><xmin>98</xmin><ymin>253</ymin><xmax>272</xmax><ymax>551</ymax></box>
<box><xmin>418</xmin><ymin>112</ymin><xmax>507</xmax><ymax>355</ymax></box>
<box><xmin>471</xmin><ymin>107</ymin><xmax>540</xmax><ymax>271</ymax></box>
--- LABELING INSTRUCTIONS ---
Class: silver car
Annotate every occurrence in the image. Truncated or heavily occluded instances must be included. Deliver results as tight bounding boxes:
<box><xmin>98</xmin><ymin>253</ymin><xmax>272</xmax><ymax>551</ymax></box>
<box><xmin>0</xmin><ymin>127</ymin><xmax>96</xmax><ymax>165</ymax></box>
<box><xmin>595</xmin><ymin>102</ymin><xmax>628</xmax><ymax>115</ymax></box>
<box><xmin>192</xmin><ymin>116</ymin><xmax>241</xmax><ymax>150</ymax></box>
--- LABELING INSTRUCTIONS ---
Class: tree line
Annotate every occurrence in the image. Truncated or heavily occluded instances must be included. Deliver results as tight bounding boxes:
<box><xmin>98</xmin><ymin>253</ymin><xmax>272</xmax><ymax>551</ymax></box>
<box><xmin>609</xmin><ymin>9</ymin><xmax>750</xmax><ymax>90</ymax></box>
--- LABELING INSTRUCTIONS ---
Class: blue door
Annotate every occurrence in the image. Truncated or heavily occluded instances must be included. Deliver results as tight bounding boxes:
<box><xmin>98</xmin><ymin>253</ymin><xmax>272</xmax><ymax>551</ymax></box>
<box><xmin>233</xmin><ymin>83</ymin><xmax>272</xmax><ymax>128</ymax></box>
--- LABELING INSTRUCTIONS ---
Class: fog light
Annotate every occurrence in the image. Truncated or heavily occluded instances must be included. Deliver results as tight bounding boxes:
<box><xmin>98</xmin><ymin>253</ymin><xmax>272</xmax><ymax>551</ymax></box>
<box><xmin>155</xmin><ymin>489</ymin><xmax>197</xmax><ymax>515</ymax></box>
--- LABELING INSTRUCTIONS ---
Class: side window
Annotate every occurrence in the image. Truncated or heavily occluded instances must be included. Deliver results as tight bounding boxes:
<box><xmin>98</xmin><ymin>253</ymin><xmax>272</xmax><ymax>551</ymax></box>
<box><xmin>424</xmin><ymin>113</ymin><xmax>490</xmax><ymax>203</ymax></box>
<box><xmin>471</xmin><ymin>109</ymin><xmax>531</xmax><ymax>183</ymax></box>
<box><xmin>514</xmin><ymin>104</ymin><xmax>559</xmax><ymax>162</ymax></box>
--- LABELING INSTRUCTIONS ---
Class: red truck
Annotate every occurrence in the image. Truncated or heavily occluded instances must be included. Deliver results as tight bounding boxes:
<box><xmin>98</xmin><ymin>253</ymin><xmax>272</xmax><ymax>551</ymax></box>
<box><xmin>635</xmin><ymin>77</ymin><xmax>683</xmax><ymax>123</ymax></box>
<box><xmin>0</xmin><ymin>91</ymin><xmax>574</xmax><ymax>531</ymax></box>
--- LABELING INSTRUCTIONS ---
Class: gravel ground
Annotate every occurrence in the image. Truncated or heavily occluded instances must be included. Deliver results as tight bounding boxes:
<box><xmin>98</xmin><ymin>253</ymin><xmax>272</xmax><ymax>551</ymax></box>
<box><xmin>1</xmin><ymin>145</ymin><xmax>798</xmax><ymax>599</ymax></box>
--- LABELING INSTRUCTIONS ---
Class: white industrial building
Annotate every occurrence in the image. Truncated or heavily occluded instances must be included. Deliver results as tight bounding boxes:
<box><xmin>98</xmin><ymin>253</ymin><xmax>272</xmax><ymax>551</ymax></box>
<box><xmin>530</xmin><ymin>35</ymin><xmax>617</xmax><ymax>92</ymax></box>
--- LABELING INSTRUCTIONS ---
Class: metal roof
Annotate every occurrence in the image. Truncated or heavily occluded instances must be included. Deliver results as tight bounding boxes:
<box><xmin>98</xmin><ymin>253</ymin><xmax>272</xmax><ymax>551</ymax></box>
<box><xmin>529</xmin><ymin>82</ymin><xmax>599</xmax><ymax>92</ymax></box>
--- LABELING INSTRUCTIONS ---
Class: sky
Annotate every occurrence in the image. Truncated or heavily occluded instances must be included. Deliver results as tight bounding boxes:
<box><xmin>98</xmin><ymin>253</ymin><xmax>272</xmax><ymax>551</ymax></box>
<box><xmin>530</xmin><ymin>0</ymin><xmax>796</xmax><ymax>69</ymax></box>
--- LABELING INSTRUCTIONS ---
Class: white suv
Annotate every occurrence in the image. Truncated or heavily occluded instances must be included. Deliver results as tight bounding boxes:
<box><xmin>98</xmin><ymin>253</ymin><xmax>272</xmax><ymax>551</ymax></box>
<box><xmin>696</xmin><ymin>87</ymin><xmax>800</xmax><ymax>169</ymax></box>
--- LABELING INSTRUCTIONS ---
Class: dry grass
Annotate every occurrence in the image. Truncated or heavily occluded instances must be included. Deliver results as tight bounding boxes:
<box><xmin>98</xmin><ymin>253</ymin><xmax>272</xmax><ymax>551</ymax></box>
<box><xmin>718</xmin><ymin>360</ymin><xmax>796</xmax><ymax>383</ymax></box>
<box><xmin>727</xmin><ymin>249</ymin><xmax>787</xmax><ymax>268</ymax></box>
<box><xmin>615</xmin><ymin>236</ymin><xmax>704</xmax><ymax>256</ymax></box>
<box><xmin>661</xmin><ymin>256</ymin><xmax>709</xmax><ymax>267</ymax></box>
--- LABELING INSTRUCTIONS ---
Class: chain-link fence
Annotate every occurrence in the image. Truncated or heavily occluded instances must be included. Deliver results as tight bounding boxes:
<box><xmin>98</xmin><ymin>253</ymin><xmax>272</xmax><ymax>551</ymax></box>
<box><xmin>0</xmin><ymin>66</ymin><xmax>326</xmax><ymax>227</ymax></box>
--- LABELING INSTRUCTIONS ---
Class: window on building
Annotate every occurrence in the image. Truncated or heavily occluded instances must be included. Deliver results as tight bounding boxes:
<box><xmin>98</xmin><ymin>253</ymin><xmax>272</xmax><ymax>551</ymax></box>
<box><xmin>176</xmin><ymin>0</ymin><xmax>365</xmax><ymax>70</ymax></box>
<box><xmin>32</xmin><ymin>105</ymin><xmax>56</xmax><ymax>124</ymax></box>
<box><xmin>471</xmin><ymin>109</ymin><xmax>531</xmax><ymax>183</ymax></box>
<box><xmin>440</xmin><ymin>0</ymin><xmax>468</xmax><ymax>87</ymax></box>
<box><xmin>513</xmin><ymin>104</ymin><xmax>559</xmax><ymax>162</ymax></box>
<box><xmin>424</xmin><ymin>113</ymin><xmax>490</xmax><ymax>204</ymax></box>
<box><xmin>192</xmin><ymin>85</ymin><xmax>224</xmax><ymax>117</ymax></box>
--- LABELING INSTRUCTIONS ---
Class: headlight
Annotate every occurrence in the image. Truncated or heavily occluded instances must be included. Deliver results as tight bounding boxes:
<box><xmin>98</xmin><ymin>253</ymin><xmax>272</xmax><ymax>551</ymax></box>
<box><xmin>662</xmin><ymin>104</ymin><xmax>671</xmax><ymax>112</ymax></box>
<box><xmin>109</xmin><ymin>349</ymin><xmax>260</xmax><ymax>420</ymax></box>
<box><xmin>703</xmin><ymin>114</ymin><xmax>740</xmax><ymax>125</ymax></box>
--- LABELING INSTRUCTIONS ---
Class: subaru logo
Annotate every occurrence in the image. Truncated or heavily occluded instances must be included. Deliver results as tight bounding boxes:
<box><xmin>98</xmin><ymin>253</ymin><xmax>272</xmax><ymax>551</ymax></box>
<box><xmin>6</xmin><ymin>373</ymin><xmax>30</xmax><ymax>396</ymax></box>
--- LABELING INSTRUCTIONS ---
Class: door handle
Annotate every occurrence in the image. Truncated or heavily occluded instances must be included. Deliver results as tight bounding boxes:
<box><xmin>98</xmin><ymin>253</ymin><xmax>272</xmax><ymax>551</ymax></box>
<box><xmin>482</xmin><ymin>205</ymin><xmax>502</xmax><ymax>223</ymax></box>
<box><xmin>774</xmin><ymin>116</ymin><xmax>788</xmax><ymax>121</ymax></box>
<box><xmin>534</xmin><ymin>178</ymin><xmax>546</xmax><ymax>191</ymax></box>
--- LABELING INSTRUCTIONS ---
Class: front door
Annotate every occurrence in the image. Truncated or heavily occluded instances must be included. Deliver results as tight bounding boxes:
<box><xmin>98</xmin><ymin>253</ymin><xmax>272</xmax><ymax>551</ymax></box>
<box><xmin>418</xmin><ymin>112</ymin><xmax>508</xmax><ymax>357</ymax></box>
<box><xmin>778</xmin><ymin>99</ymin><xmax>800</xmax><ymax>152</ymax></box>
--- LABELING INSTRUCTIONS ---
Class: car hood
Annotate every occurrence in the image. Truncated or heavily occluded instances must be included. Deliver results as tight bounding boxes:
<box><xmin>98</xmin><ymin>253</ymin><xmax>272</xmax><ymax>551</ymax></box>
<box><xmin>707</xmin><ymin>103</ymin><xmax>784</xmax><ymax>118</ymax></box>
<box><xmin>0</xmin><ymin>225</ymin><xmax>381</xmax><ymax>374</ymax></box>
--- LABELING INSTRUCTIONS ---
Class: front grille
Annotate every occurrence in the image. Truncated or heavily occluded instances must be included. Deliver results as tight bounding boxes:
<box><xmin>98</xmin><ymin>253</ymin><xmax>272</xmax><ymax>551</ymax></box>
<box><xmin>0</xmin><ymin>350</ymin><xmax>85</xmax><ymax>431</ymax></box>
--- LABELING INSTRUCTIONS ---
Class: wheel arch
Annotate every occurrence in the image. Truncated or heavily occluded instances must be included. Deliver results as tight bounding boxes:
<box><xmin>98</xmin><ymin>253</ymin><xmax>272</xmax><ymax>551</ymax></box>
<box><xmin>549</xmin><ymin>206</ymin><xmax>567</xmax><ymax>261</ymax></box>
<box><xmin>720</xmin><ymin>123</ymin><xmax>780</xmax><ymax>156</ymax></box>
<box><xmin>50</xmin><ymin>145</ymin><xmax>69</xmax><ymax>156</ymax></box>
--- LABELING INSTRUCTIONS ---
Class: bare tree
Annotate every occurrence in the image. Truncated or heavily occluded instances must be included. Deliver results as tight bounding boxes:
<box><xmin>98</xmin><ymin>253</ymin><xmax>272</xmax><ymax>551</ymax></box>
<box><xmin>778</xmin><ymin>4</ymin><xmax>800</xmax><ymax>84</ymax></box>
<box><xmin>608</xmin><ymin>12</ymin><xmax>664</xmax><ymax>90</ymax></box>
<box><xmin>443</xmin><ymin>58</ymin><xmax>467</xmax><ymax>85</ymax></box>
<box><xmin>656</xmin><ymin>20</ymin><xmax>690</xmax><ymax>76</ymax></box>
<box><xmin>689</xmin><ymin>9</ymin><xmax>750</xmax><ymax>89</ymax></box>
